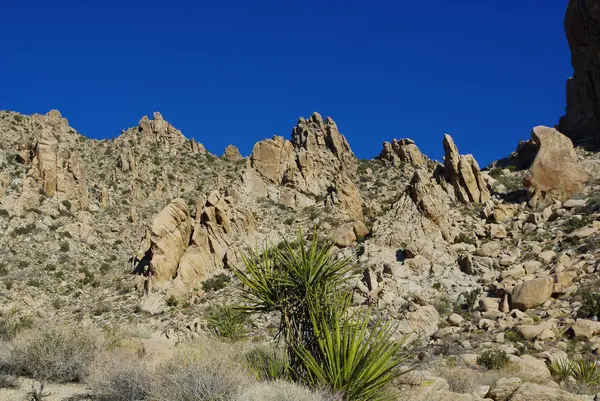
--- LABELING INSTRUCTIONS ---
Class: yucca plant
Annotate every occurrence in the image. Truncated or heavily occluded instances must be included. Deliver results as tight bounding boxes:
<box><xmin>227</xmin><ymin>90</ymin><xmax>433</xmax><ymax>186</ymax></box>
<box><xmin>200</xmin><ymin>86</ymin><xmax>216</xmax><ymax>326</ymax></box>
<box><xmin>206</xmin><ymin>304</ymin><xmax>247</xmax><ymax>341</ymax></box>
<box><xmin>294</xmin><ymin>295</ymin><xmax>408</xmax><ymax>401</ymax></box>
<box><xmin>234</xmin><ymin>230</ymin><xmax>353</xmax><ymax>370</ymax></box>
<box><xmin>547</xmin><ymin>357</ymin><xmax>572</xmax><ymax>382</ymax></box>
<box><xmin>571</xmin><ymin>359</ymin><xmax>600</xmax><ymax>386</ymax></box>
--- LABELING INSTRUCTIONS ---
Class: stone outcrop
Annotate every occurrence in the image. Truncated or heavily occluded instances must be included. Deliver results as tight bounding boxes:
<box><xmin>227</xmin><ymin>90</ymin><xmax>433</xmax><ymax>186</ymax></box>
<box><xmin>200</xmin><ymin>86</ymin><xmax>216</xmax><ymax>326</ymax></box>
<box><xmin>223</xmin><ymin>144</ymin><xmax>243</xmax><ymax>161</ymax></box>
<box><xmin>332</xmin><ymin>220</ymin><xmax>369</xmax><ymax>247</ymax></box>
<box><xmin>134</xmin><ymin>198</ymin><xmax>193</xmax><ymax>284</ymax></box>
<box><xmin>559</xmin><ymin>0</ymin><xmax>600</xmax><ymax>142</ymax></box>
<box><xmin>378</xmin><ymin>138</ymin><xmax>427</xmax><ymax>167</ymax></box>
<box><xmin>442</xmin><ymin>134</ymin><xmax>490</xmax><ymax>203</ymax></box>
<box><xmin>133</xmin><ymin>193</ymin><xmax>255</xmax><ymax>289</ymax></box>
<box><xmin>523</xmin><ymin>126</ymin><xmax>588</xmax><ymax>206</ymax></box>
<box><xmin>249</xmin><ymin>113</ymin><xmax>363</xmax><ymax>218</ymax></box>
<box><xmin>35</xmin><ymin>130</ymin><xmax>59</xmax><ymax>196</ymax></box>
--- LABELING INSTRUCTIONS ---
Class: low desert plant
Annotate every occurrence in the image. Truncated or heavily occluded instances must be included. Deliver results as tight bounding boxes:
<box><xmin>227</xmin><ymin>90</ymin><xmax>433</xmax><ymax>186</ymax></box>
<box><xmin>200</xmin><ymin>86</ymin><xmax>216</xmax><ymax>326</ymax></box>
<box><xmin>576</xmin><ymin>289</ymin><xmax>600</xmax><ymax>320</ymax></box>
<box><xmin>86</xmin><ymin>350</ymin><xmax>153</xmax><ymax>401</ymax></box>
<box><xmin>245</xmin><ymin>347</ymin><xmax>290</xmax><ymax>381</ymax></box>
<box><xmin>0</xmin><ymin>373</ymin><xmax>18</xmax><ymax>389</ymax></box>
<box><xmin>206</xmin><ymin>304</ymin><xmax>248</xmax><ymax>341</ymax></box>
<box><xmin>5</xmin><ymin>324</ymin><xmax>98</xmax><ymax>382</ymax></box>
<box><xmin>476</xmin><ymin>350</ymin><xmax>509</xmax><ymax>370</ymax></box>
<box><xmin>548</xmin><ymin>356</ymin><xmax>573</xmax><ymax>382</ymax></box>
<box><xmin>571</xmin><ymin>359</ymin><xmax>600</xmax><ymax>386</ymax></box>
<box><xmin>235</xmin><ymin>380</ymin><xmax>337</xmax><ymax>401</ymax></box>
<box><xmin>454</xmin><ymin>288</ymin><xmax>482</xmax><ymax>314</ymax></box>
<box><xmin>202</xmin><ymin>273</ymin><xmax>231</xmax><ymax>292</ymax></box>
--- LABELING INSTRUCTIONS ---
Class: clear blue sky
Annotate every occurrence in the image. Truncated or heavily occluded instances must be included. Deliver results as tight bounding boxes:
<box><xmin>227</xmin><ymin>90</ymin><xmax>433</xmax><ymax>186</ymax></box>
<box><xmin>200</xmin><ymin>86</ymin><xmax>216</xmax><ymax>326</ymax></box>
<box><xmin>1</xmin><ymin>1</ymin><xmax>571</xmax><ymax>166</ymax></box>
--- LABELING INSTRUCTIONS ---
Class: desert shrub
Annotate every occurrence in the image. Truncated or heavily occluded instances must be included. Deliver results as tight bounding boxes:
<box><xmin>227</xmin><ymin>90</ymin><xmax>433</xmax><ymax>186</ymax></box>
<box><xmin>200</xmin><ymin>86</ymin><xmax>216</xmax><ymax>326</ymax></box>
<box><xmin>235</xmin><ymin>230</ymin><xmax>407</xmax><ymax>400</ymax></box>
<box><xmin>206</xmin><ymin>304</ymin><xmax>247</xmax><ymax>341</ymax></box>
<box><xmin>586</xmin><ymin>195</ymin><xmax>600</xmax><ymax>214</ymax></box>
<box><xmin>59</xmin><ymin>242</ymin><xmax>70</xmax><ymax>252</ymax></box>
<box><xmin>152</xmin><ymin>347</ymin><xmax>250</xmax><ymax>401</ymax></box>
<box><xmin>0</xmin><ymin>373</ymin><xmax>18</xmax><ymax>389</ymax></box>
<box><xmin>14</xmin><ymin>223</ymin><xmax>36</xmax><ymax>235</ymax></box>
<box><xmin>548</xmin><ymin>356</ymin><xmax>573</xmax><ymax>382</ymax></box>
<box><xmin>235</xmin><ymin>380</ymin><xmax>336</xmax><ymax>401</ymax></box>
<box><xmin>571</xmin><ymin>359</ymin><xmax>600</xmax><ymax>386</ymax></box>
<box><xmin>166</xmin><ymin>295</ymin><xmax>179</xmax><ymax>307</ymax></box>
<box><xmin>202</xmin><ymin>273</ymin><xmax>231</xmax><ymax>292</ymax></box>
<box><xmin>577</xmin><ymin>289</ymin><xmax>600</xmax><ymax>320</ymax></box>
<box><xmin>245</xmin><ymin>347</ymin><xmax>289</xmax><ymax>381</ymax></box>
<box><xmin>5</xmin><ymin>324</ymin><xmax>98</xmax><ymax>382</ymax></box>
<box><xmin>564</xmin><ymin>216</ymin><xmax>588</xmax><ymax>233</ymax></box>
<box><xmin>453</xmin><ymin>233</ymin><xmax>475</xmax><ymax>245</ymax></box>
<box><xmin>454</xmin><ymin>288</ymin><xmax>482</xmax><ymax>314</ymax></box>
<box><xmin>86</xmin><ymin>350</ymin><xmax>152</xmax><ymax>401</ymax></box>
<box><xmin>0</xmin><ymin>315</ymin><xmax>34</xmax><ymax>340</ymax></box>
<box><xmin>476</xmin><ymin>350</ymin><xmax>509</xmax><ymax>370</ymax></box>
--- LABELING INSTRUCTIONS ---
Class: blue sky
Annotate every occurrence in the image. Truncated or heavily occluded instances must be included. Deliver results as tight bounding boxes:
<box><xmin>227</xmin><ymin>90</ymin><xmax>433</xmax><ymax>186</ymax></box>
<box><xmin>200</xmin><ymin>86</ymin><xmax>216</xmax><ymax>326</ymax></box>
<box><xmin>1</xmin><ymin>1</ymin><xmax>571</xmax><ymax>166</ymax></box>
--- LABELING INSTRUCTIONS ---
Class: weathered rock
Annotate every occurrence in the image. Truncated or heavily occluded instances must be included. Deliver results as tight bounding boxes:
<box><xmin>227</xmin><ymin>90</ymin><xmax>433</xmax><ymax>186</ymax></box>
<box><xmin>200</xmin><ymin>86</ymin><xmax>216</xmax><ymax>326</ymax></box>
<box><xmin>571</xmin><ymin>318</ymin><xmax>600</xmax><ymax>340</ymax></box>
<box><xmin>508</xmin><ymin>382</ymin><xmax>584</xmax><ymax>401</ymax></box>
<box><xmin>486</xmin><ymin>377</ymin><xmax>522</xmax><ymax>401</ymax></box>
<box><xmin>223</xmin><ymin>144</ymin><xmax>243</xmax><ymax>161</ymax></box>
<box><xmin>559</xmin><ymin>0</ymin><xmax>600</xmax><ymax>143</ymax></box>
<box><xmin>442</xmin><ymin>134</ymin><xmax>491</xmax><ymax>203</ymax></box>
<box><xmin>35</xmin><ymin>130</ymin><xmax>59</xmax><ymax>196</ymax></box>
<box><xmin>524</xmin><ymin>126</ymin><xmax>588</xmax><ymax>206</ymax></box>
<box><xmin>134</xmin><ymin>198</ymin><xmax>192</xmax><ymax>284</ymax></box>
<box><xmin>378</xmin><ymin>138</ymin><xmax>428</xmax><ymax>167</ymax></box>
<box><xmin>511</xmin><ymin>277</ymin><xmax>555</xmax><ymax>311</ymax></box>
<box><xmin>333</xmin><ymin>221</ymin><xmax>369</xmax><ymax>247</ymax></box>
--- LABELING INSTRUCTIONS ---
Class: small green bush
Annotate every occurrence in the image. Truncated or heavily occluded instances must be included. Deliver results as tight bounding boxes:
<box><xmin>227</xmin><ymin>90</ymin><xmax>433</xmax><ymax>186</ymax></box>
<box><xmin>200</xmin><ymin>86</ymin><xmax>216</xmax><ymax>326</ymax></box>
<box><xmin>586</xmin><ymin>195</ymin><xmax>600</xmax><ymax>214</ymax></box>
<box><xmin>454</xmin><ymin>288</ymin><xmax>482</xmax><ymax>314</ymax></box>
<box><xmin>202</xmin><ymin>273</ymin><xmax>231</xmax><ymax>292</ymax></box>
<box><xmin>244</xmin><ymin>347</ymin><xmax>289</xmax><ymax>381</ymax></box>
<box><xmin>453</xmin><ymin>233</ymin><xmax>475</xmax><ymax>245</ymax></box>
<box><xmin>166</xmin><ymin>296</ymin><xmax>179</xmax><ymax>307</ymax></box>
<box><xmin>59</xmin><ymin>242</ymin><xmax>70</xmax><ymax>252</ymax></box>
<box><xmin>564</xmin><ymin>216</ymin><xmax>588</xmax><ymax>234</ymax></box>
<box><xmin>576</xmin><ymin>289</ymin><xmax>600</xmax><ymax>320</ymax></box>
<box><xmin>477</xmin><ymin>350</ymin><xmax>509</xmax><ymax>370</ymax></box>
<box><xmin>206</xmin><ymin>304</ymin><xmax>247</xmax><ymax>341</ymax></box>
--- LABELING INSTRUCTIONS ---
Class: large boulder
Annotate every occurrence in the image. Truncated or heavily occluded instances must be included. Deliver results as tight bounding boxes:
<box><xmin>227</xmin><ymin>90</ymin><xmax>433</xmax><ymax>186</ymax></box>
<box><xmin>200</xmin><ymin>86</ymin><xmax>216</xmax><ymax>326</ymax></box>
<box><xmin>524</xmin><ymin>126</ymin><xmax>588</xmax><ymax>206</ymax></box>
<box><xmin>510</xmin><ymin>277</ymin><xmax>555</xmax><ymax>311</ymax></box>
<box><xmin>442</xmin><ymin>134</ymin><xmax>490</xmax><ymax>203</ymax></box>
<box><xmin>223</xmin><ymin>144</ymin><xmax>243</xmax><ymax>161</ymax></box>
<box><xmin>508</xmin><ymin>382</ymin><xmax>585</xmax><ymax>401</ymax></box>
<box><xmin>135</xmin><ymin>198</ymin><xmax>193</xmax><ymax>284</ymax></box>
<box><xmin>559</xmin><ymin>0</ymin><xmax>600</xmax><ymax>142</ymax></box>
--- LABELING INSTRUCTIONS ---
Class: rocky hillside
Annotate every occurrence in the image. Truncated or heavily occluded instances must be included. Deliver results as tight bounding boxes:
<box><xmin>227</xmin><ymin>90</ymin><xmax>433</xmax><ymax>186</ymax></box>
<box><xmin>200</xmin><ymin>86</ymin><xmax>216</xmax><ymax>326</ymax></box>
<box><xmin>2</xmin><ymin>1</ymin><xmax>600</xmax><ymax>400</ymax></box>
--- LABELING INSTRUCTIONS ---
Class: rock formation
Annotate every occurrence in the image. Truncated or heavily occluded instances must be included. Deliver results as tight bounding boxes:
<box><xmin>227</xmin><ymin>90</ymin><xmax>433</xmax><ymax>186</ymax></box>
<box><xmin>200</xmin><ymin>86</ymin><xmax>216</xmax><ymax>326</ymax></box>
<box><xmin>378</xmin><ymin>138</ymin><xmax>428</xmax><ymax>167</ymax></box>
<box><xmin>524</xmin><ymin>126</ymin><xmax>588</xmax><ymax>207</ymax></box>
<box><xmin>442</xmin><ymin>134</ymin><xmax>490</xmax><ymax>203</ymax></box>
<box><xmin>559</xmin><ymin>0</ymin><xmax>600</xmax><ymax>142</ymax></box>
<box><xmin>223</xmin><ymin>144</ymin><xmax>243</xmax><ymax>161</ymax></box>
<box><xmin>133</xmin><ymin>192</ymin><xmax>255</xmax><ymax>290</ymax></box>
<box><xmin>249</xmin><ymin>112</ymin><xmax>363</xmax><ymax>218</ymax></box>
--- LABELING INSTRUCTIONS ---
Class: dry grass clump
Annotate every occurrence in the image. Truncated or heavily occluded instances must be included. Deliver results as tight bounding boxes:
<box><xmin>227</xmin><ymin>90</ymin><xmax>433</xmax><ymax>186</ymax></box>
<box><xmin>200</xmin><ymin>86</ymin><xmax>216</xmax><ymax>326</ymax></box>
<box><xmin>152</xmin><ymin>345</ymin><xmax>251</xmax><ymax>401</ymax></box>
<box><xmin>235</xmin><ymin>380</ymin><xmax>339</xmax><ymax>401</ymax></box>
<box><xmin>85</xmin><ymin>349</ymin><xmax>153</xmax><ymax>401</ymax></box>
<box><xmin>3</xmin><ymin>324</ymin><xmax>98</xmax><ymax>383</ymax></box>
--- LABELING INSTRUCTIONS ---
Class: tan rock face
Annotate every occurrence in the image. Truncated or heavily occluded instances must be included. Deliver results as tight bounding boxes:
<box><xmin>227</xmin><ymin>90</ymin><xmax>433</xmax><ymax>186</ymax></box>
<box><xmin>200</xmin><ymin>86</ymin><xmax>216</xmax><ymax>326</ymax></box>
<box><xmin>142</xmin><ymin>198</ymin><xmax>193</xmax><ymax>283</ymax></box>
<box><xmin>559</xmin><ymin>0</ymin><xmax>600</xmax><ymax>142</ymax></box>
<box><xmin>223</xmin><ymin>144</ymin><xmax>243</xmax><ymax>161</ymax></box>
<box><xmin>442</xmin><ymin>134</ymin><xmax>490</xmax><ymax>203</ymax></box>
<box><xmin>511</xmin><ymin>277</ymin><xmax>554</xmax><ymax>311</ymax></box>
<box><xmin>524</xmin><ymin>126</ymin><xmax>588</xmax><ymax>205</ymax></box>
<box><xmin>35</xmin><ymin>130</ymin><xmax>59</xmax><ymax>196</ymax></box>
<box><xmin>133</xmin><ymin>193</ymin><xmax>255</xmax><ymax>289</ymax></box>
<box><xmin>378</xmin><ymin>138</ymin><xmax>427</xmax><ymax>167</ymax></box>
<box><xmin>249</xmin><ymin>113</ymin><xmax>363</xmax><ymax>218</ymax></box>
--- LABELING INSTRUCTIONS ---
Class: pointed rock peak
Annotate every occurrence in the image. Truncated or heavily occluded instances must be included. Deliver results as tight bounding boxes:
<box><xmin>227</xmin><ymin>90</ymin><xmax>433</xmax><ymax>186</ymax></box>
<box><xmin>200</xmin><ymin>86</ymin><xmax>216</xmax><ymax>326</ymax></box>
<box><xmin>291</xmin><ymin>113</ymin><xmax>355</xmax><ymax>164</ymax></box>
<box><xmin>441</xmin><ymin>133</ymin><xmax>490</xmax><ymax>204</ymax></box>
<box><xmin>153</xmin><ymin>111</ymin><xmax>164</xmax><ymax>121</ymax></box>
<box><xmin>223</xmin><ymin>144</ymin><xmax>243</xmax><ymax>160</ymax></box>
<box><xmin>135</xmin><ymin>112</ymin><xmax>187</xmax><ymax>145</ymax></box>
